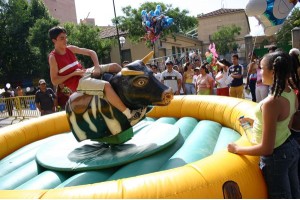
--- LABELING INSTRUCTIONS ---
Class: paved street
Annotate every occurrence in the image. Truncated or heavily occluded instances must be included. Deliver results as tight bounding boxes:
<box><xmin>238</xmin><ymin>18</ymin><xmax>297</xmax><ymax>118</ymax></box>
<box><xmin>0</xmin><ymin>117</ymin><xmax>35</xmax><ymax>128</ymax></box>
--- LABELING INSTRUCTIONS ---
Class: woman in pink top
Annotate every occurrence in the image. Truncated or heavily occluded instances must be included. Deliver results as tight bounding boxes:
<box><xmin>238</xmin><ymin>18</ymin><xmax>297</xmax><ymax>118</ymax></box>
<box><xmin>196</xmin><ymin>64</ymin><xmax>214</xmax><ymax>95</ymax></box>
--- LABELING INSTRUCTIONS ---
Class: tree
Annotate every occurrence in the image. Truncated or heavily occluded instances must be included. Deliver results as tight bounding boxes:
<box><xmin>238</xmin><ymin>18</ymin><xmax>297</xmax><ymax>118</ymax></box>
<box><xmin>211</xmin><ymin>25</ymin><xmax>241</xmax><ymax>55</ymax></box>
<box><xmin>28</xmin><ymin>18</ymin><xmax>59</xmax><ymax>80</ymax></box>
<box><xmin>63</xmin><ymin>23</ymin><xmax>113</xmax><ymax>67</ymax></box>
<box><xmin>276</xmin><ymin>8</ymin><xmax>300</xmax><ymax>48</ymax></box>
<box><xmin>116</xmin><ymin>2</ymin><xmax>197</xmax><ymax>44</ymax></box>
<box><xmin>0</xmin><ymin>0</ymin><xmax>57</xmax><ymax>85</ymax></box>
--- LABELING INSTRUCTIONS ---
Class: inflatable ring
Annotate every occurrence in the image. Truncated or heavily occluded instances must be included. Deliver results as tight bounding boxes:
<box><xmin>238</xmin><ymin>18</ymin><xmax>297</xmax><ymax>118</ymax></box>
<box><xmin>0</xmin><ymin>95</ymin><xmax>267</xmax><ymax>198</ymax></box>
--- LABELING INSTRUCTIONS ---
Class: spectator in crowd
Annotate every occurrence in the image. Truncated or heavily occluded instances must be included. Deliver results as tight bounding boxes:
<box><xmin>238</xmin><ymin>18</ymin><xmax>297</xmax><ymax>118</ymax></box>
<box><xmin>1</xmin><ymin>87</ymin><xmax>13</xmax><ymax>116</ymax></box>
<box><xmin>191</xmin><ymin>50</ymin><xmax>202</xmax><ymax>64</ymax></box>
<box><xmin>215</xmin><ymin>59</ymin><xmax>230</xmax><ymax>96</ymax></box>
<box><xmin>193</xmin><ymin>67</ymin><xmax>200</xmax><ymax>89</ymax></box>
<box><xmin>16</xmin><ymin>86</ymin><xmax>24</xmax><ymax>96</ymax></box>
<box><xmin>160</xmin><ymin>60</ymin><xmax>182</xmax><ymax>95</ymax></box>
<box><xmin>183</xmin><ymin>62</ymin><xmax>196</xmax><ymax>94</ymax></box>
<box><xmin>194</xmin><ymin>58</ymin><xmax>201</xmax><ymax>69</ymax></box>
<box><xmin>173</xmin><ymin>65</ymin><xmax>185</xmax><ymax>94</ymax></box>
<box><xmin>48</xmin><ymin>26</ymin><xmax>143</xmax><ymax>124</ymax></box>
<box><xmin>228</xmin><ymin>54</ymin><xmax>244</xmax><ymax>99</ymax></box>
<box><xmin>35</xmin><ymin>79</ymin><xmax>56</xmax><ymax>116</ymax></box>
<box><xmin>255</xmin><ymin>59</ymin><xmax>269</xmax><ymax>103</ymax></box>
<box><xmin>228</xmin><ymin>51</ymin><xmax>300</xmax><ymax>198</ymax></box>
<box><xmin>245</xmin><ymin>52</ymin><xmax>258</xmax><ymax>102</ymax></box>
<box><xmin>122</xmin><ymin>60</ymin><xmax>130</xmax><ymax>67</ymax></box>
<box><xmin>151</xmin><ymin>64</ymin><xmax>161</xmax><ymax>81</ymax></box>
<box><xmin>56</xmin><ymin>83</ymin><xmax>72</xmax><ymax>111</ymax></box>
<box><xmin>16</xmin><ymin>86</ymin><xmax>27</xmax><ymax>108</ymax></box>
<box><xmin>196</xmin><ymin>63</ymin><xmax>214</xmax><ymax>95</ymax></box>
<box><xmin>268</xmin><ymin>45</ymin><xmax>277</xmax><ymax>53</ymax></box>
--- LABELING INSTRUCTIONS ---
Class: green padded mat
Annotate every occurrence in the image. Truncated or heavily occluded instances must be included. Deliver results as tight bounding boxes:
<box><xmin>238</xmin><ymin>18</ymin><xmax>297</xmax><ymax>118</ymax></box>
<box><xmin>35</xmin><ymin>121</ymin><xmax>179</xmax><ymax>171</ymax></box>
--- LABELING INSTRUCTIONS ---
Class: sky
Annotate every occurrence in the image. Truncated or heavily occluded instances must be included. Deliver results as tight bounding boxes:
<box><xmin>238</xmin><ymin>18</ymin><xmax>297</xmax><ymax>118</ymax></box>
<box><xmin>74</xmin><ymin>0</ymin><xmax>300</xmax><ymax>36</ymax></box>
<box><xmin>74</xmin><ymin>0</ymin><xmax>266</xmax><ymax>36</ymax></box>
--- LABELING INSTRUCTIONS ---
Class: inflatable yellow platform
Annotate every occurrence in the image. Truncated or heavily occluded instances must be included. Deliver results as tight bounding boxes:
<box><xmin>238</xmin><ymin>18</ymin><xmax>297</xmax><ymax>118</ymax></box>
<box><xmin>0</xmin><ymin>95</ymin><xmax>267</xmax><ymax>198</ymax></box>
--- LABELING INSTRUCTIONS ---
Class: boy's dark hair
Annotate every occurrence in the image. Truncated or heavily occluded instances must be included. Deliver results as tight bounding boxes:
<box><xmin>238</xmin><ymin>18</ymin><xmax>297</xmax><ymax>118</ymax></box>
<box><xmin>232</xmin><ymin>54</ymin><xmax>239</xmax><ymax>59</ymax></box>
<box><xmin>49</xmin><ymin>26</ymin><xmax>67</xmax><ymax>40</ymax></box>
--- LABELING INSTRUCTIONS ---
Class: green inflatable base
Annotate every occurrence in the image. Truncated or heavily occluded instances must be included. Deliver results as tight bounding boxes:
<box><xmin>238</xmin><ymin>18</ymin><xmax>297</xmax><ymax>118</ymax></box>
<box><xmin>35</xmin><ymin>122</ymin><xmax>179</xmax><ymax>171</ymax></box>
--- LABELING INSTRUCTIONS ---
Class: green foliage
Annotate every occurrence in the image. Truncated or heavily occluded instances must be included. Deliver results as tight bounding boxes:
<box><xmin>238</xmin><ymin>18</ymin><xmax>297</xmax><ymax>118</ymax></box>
<box><xmin>0</xmin><ymin>0</ymin><xmax>113</xmax><ymax>87</ymax></box>
<box><xmin>0</xmin><ymin>0</ymin><xmax>33</xmax><ymax>83</ymax></box>
<box><xmin>64</xmin><ymin>23</ymin><xmax>112</xmax><ymax>67</ymax></box>
<box><xmin>211</xmin><ymin>25</ymin><xmax>241</xmax><ymax>55</ymax></box>
<box><xmin>276</xmin><ymin>8</ymin><xmax>300</xmax><ymax>47</ymax></box>
<box><xmin>28</xmin><ymin>18</ymin><xmax>59</xmax><ymax>79</ymax></box>
<box><xmin>117</xmin><ymin>2</ymin><xmax>197</xmax><ymax>45</ymax></box>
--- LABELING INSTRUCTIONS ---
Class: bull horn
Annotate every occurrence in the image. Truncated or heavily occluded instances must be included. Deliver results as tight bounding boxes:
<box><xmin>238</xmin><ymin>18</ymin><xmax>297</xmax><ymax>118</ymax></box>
<box><xmin>141</xmin><ymin>51</ymin><xmax>154</xmax><ymax>64</ymax></box>
<box><xmin>121</xmin><ymin>68</ymin><xmax>144</xmax><ymax>76</ymax></box>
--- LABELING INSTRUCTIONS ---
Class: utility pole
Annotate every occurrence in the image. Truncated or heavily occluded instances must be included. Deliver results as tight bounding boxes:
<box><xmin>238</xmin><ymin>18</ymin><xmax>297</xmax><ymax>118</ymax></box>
<box><xmin>112</xmin><ymin>0</ymin><xmax>122</xmax><ymax>64</ymax></box>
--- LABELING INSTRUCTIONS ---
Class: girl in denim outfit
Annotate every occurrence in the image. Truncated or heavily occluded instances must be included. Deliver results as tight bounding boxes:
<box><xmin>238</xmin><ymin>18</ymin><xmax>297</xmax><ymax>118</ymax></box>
<box><xmin>228</xmin><ymin>51</ymin><xmax>300</xmax><ymax>198</ymax></box>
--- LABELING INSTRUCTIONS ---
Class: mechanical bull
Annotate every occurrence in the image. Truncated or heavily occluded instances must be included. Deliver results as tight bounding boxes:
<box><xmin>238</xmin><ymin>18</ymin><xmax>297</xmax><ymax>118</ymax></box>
<box><xmin>66</xmin><ymin>51</ymin><xmax>173</xmax><ymax>144</ymax></box>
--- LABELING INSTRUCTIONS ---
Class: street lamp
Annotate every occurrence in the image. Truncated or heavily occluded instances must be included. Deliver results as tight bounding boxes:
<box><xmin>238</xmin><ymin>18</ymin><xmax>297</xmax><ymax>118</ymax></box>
<box><xmin>119</xmin><ymin>36</ymin><xmax>126</xmax><ymax>48</ymax></box>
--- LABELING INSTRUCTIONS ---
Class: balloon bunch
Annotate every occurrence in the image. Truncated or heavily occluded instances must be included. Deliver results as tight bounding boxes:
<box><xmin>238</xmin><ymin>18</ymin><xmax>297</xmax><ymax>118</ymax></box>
<box><xmin>245</xmin><ymin>0</ymin><xmax>299</xmax><ymax>36</ymax></box>
<box><xmin>141</xmin><ymin>5</ymin><xmax>174</xmax><ymax>43</ymax></box>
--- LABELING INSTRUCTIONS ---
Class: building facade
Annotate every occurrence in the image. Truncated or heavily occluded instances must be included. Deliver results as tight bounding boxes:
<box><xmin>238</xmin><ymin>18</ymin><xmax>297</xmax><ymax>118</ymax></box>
<box><xmin>197</xmin><ymin>8</ymin><xmax>250</xmax><ymax>63</ymax></box>
<box><xmin>43</xmin><ymin>0</ymin><xmax>77</xmax><ymax>24</ymax></box>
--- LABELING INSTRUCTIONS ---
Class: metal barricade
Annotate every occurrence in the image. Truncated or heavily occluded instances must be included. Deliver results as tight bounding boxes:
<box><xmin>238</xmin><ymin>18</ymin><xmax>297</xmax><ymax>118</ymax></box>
<box><xmin>0</xmin><ymin>96</ymin><xmax>40</xmax><ymax>120</ymax></box>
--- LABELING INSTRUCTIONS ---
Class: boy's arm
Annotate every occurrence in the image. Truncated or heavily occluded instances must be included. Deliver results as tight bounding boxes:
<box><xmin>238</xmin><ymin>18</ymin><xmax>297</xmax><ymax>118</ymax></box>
<box><xmin>68</xmin><ymin>45</ymin><xmax>101</xmax><ymax>75</ymax></box>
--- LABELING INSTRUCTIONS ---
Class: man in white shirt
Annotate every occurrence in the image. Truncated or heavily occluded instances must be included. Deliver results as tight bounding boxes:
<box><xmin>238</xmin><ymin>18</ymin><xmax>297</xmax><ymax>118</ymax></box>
<box><xmin>160</xmin><ymin>60</ymin><xmax>182</xmax><ymax>95</ymax></box>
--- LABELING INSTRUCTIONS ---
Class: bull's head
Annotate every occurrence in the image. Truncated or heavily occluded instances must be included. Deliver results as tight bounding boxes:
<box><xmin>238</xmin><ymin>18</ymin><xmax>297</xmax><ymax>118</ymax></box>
<box><xmin>110</xmin><ymin>51</ymin><xmax>173</xmax><ymax>110</ymax></box>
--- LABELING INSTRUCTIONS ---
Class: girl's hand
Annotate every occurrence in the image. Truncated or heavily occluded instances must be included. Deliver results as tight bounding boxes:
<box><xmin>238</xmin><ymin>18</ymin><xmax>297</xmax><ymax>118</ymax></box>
<box><xmin>227</xmin><ymin>143</ymin><xmax>238</xmax><ymax>154</ymax></box>
<box><xmin>239</xmin><ymin>117</ymin><xmax>254</xmax><ymax>126</ymax></box>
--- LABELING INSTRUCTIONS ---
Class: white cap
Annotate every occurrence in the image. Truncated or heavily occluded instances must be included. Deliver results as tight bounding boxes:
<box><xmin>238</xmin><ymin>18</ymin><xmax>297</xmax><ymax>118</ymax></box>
<box><xmin>289</xmin><ymin>48</ymin><xmax>300</xmax><ymax>56</ymax></box>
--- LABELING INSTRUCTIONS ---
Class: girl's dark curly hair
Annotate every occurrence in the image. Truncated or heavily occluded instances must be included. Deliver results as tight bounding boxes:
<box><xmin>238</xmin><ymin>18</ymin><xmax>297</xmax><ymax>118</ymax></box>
<box><xmin>263</xmin><ymin>51</ymin><xmax>299</xmax><ymax>98</ymax></box>
<box><xmin>289</xmin><ymin>53</ymin><xmax>300</xmax><ymax>92</ymax></box>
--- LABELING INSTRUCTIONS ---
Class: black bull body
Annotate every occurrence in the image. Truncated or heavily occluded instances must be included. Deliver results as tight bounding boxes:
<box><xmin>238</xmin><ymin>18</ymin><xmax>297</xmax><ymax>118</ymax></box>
<box><xmin>66</xmin><ymin>52</ymin><xmax>173</xmax><ymax>144</ymax></box>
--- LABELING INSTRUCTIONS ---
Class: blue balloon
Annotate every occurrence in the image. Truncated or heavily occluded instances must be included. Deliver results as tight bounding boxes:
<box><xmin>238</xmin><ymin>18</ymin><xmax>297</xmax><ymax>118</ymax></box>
<box><xmin>145</xmin><ymin>20</ymin><xmax>151</xmax><ymax>27</ymax></box>
<box><xmin>163</xmin><ymin>17</ymin><xmax>173</xmax><ymax>28</ymax></box>
<box><xmin>156</xmin><ymin>5</ymin><xmax>161</xmax><ymax>13</ymax></box>
<box><xmin>141</xmin><ymin>10</ymin><xmax>147</xmax><ymax>16</ymax></box>
<box><xmin>141</xmin><ymin>10</ymin><xmax>148</xmax><ymax>22</ymax></box>
<box><xmin>148</xmin><ymin>10</ymin><xmax>154</xmax><ymax>17</ymax></box>
<box><xmin>154</xmin><ymin>9</ymin><xmax>160</xmax><ymax>16</ymax></box>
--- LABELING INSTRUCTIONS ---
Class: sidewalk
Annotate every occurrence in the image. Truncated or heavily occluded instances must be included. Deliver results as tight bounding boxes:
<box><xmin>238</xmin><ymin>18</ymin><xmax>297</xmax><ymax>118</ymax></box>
<box><xmin>0</xmin><ymin>117</ymin><xmax>35</xmax><ymax>128</ymax></box>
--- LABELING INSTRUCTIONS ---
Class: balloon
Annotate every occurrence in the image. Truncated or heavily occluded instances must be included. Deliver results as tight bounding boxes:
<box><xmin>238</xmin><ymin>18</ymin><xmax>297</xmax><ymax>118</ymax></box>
<box><xmin>245</xmin><ymin>0</ymin><xmax>298</xmax><ymax>36</ymax></box>
<box><xmin>148</xmin><ymin>10</ymin><xmax>154</xmax><ymax>17</ymax></box>
<box><xmin>156</xmin><ymin>5</ymin><xmax>161</xmax><ymax>12</ymax></box>
<box><xmin>154</xmin><ymin>9</ymin><xmax>160</xmax><ymax>17</ymax></box>
<box><xmin>145</xmin><ymin>20</ymin><xmax>151</xmax><ymax>27</ymax></box>
<box><xmin>141</xmin><ymin>5</ymin><xmax>174</xmax><ymax>43</ymax></box>
<box><xmin>26</xmin><ymin>87</ymin><xmax>31</xmax><ymax>92</ymax></box>
<box><xmin>209</xmin><ymin>43</ymin><xmax>219</xmax><ymax>59</ymax></box>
